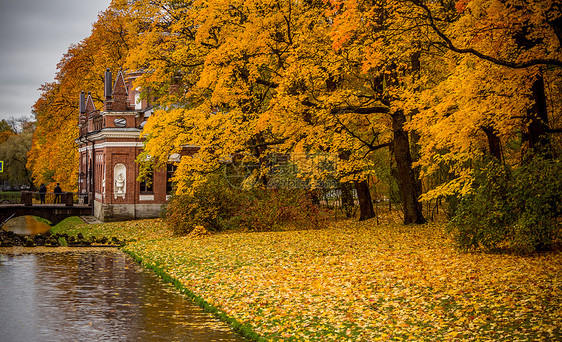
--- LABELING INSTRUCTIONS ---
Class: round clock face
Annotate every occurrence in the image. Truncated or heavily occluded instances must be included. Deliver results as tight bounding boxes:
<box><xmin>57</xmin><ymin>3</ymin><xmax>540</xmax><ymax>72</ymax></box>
<box><xmin>114</xmin><ymin>117</ymin><xmax>127</xmax><ymax>127</ymax></box>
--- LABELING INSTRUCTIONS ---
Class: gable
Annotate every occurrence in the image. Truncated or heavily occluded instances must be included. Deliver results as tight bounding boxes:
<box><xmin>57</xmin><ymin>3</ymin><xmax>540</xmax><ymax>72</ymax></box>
<box><xmin>111</xmin><ymin>70</ymin><xmax>129</xmax><ymax>111</ymax></box>
<box><xmin>85</xmin><ymin>93</ymin><xmax>97</xmax><ymax>116</ymax></box>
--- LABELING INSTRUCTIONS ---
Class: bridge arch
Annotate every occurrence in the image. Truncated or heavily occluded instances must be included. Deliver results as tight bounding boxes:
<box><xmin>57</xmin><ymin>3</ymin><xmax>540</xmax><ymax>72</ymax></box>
<box><xmin>0</xmin><ymin>205</ymin><xmax>93</xmax><ymax>227</ymax></box>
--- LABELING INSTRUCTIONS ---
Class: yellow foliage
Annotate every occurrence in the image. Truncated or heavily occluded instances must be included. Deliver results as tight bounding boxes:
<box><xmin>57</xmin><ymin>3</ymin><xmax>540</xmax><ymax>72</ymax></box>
<box><xmin>116</xmin><ymin>219</ymin><xmax>562</xmax><ymax>341</ymax></box>
<box><xmin>186</xmin><ymin>225</ymin><xmax>211</xmax><ymax>239</ymax></box>
<box><xmin>28</xmin><ymin>0</ymin><xmax>562</xmax><ymax>214</ymax></box>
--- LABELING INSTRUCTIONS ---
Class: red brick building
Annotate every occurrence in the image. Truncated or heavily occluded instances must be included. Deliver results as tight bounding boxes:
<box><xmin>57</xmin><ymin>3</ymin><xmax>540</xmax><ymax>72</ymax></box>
<box><xmin>77</xmin><ymin>69</ymin><xmax>187</xmax><ymax>221</ymax></box>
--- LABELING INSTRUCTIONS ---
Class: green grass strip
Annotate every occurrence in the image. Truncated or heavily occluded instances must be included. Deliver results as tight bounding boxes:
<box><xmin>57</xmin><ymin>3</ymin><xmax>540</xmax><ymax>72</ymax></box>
<box><xmin>122</xmin><ymin>248</ymin><xmax>267</xmax><ymax>342</ymax></box>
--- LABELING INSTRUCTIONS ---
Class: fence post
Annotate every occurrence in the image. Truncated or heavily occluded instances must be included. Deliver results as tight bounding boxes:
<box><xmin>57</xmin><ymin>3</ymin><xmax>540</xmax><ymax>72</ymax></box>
<box><xmin>21</xmin><ymin>191</ymin><xmax>33</xmax><ymax>206</ymax></box>
<box><xmin>65</xmin><ymin>192</ymin><xmax>73</xmax><ymax>207</ymax></box>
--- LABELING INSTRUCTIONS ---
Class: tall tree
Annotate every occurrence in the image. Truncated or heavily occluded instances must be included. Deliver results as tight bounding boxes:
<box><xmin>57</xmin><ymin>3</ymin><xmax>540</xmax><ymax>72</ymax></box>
<box><xmin>0</xmin><ymin>119</ymin><xmax>15</xmax><ymax>144</ymax></box>
<box><xmin>0</xmin><ymin>121</ymin><xmax>35</xmax><ymax>188</ymax></box>
<box><xmin>123</xmin><ymin>0</ymin><xmax>391</xmax><ymax>219</ymax></box>
<box><xmin>28</xmin><ymin>6</ymin><xmax>133</xmax><ymax>190</ymax></box>
<box><xmin>409</xmin><ymin>0</ymin><xmax>562</xmax><ymax>201</ymax></box>
<box><xmin>308</xmin><ymin>0</ymin><xmax>428</xmax><ymax>223</ymax></box>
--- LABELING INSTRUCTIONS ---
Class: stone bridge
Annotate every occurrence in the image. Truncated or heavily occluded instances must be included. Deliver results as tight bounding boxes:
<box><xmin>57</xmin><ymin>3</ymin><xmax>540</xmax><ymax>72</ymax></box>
<box><xmin>0</xmin><ymin>192</ymin><xmax>92</xmax><ymax>226</ymax></box>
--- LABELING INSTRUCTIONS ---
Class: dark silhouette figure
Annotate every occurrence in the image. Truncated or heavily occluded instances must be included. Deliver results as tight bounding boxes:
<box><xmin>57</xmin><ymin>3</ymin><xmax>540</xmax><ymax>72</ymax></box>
<box><xmin>54</xmin><ymin>183</ymin><xmax>62</xmax><ymax>204</ymax></box>
<box><xmin>39</xmin><ymin>184</ymin><xmax>47</xmax><ymax>204</ymax></box>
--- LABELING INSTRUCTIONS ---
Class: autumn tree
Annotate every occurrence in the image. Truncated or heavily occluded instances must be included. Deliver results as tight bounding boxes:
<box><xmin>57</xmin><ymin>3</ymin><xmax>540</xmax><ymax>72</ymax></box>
<box><xmin>0</xmin><ymin>119</ymin><xmax>16</xmax><ymax>144</ymax></box>
<box><xmin>408</xmin><ymin>0</ymin><xmax>562</xmax><ymax>201</ymax></box>
<box><xmin>396</xmin><ymin>0</ymin><xmax>562</xmax><ymax>251</ymax></box>
<box><xmin>0</xmin><ymin>120</ymin><xmax>35</xmax><ymax>188</ymax></box>
<box><xmin>123</xmin><ymin>0</ymin><xmax>407</xmax><ymax>221</ymax></box>
<box><xmin>27</xmin><ymin>0</ymin><xmax>559</xmax><ymax>236</ymax></box>
<box><xmin>123</xmin><ymin>1</ymin><xmax>329</xmax><ymax>187</ymax></box>
<box><xmin>28</xmin><ymin>6</ymin><xmax>133</xmax><ymax>190</ymax></box>
<box><xmin>291</xmin><ymin>0</ymin><xmax>430</xmax><ymax>224</ymax></box>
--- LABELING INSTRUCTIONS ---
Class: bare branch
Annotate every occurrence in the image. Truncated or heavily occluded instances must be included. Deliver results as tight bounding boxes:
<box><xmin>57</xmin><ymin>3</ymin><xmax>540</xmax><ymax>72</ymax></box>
<box><xmin>330</xmin><ymin>106</ymin><xmax>390</xmax><ymax>115</ymax></box>
<box><xmin>411</xmin><ymin>0</ymin><xmax>562</xmax><ymax>69</ymax></box>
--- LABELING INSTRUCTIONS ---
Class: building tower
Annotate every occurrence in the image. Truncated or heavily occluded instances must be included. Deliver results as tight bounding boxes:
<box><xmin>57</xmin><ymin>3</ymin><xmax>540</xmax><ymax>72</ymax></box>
<box><xmin>77</xmin><ymin>69</ymin><xmax>177</xmax><ymax>221</ymax></box>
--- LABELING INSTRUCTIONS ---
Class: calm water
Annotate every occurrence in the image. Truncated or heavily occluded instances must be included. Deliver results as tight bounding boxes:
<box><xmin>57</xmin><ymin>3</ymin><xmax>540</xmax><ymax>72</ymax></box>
<box><xmin>2</xmin><ymin>216</ymin><xmax>51</xmax><ymax>235</ymax></box>
<box><xmin>0</xmin><ymin>249</ymin><xmax>247</xmax><ymax>342</ymax></box>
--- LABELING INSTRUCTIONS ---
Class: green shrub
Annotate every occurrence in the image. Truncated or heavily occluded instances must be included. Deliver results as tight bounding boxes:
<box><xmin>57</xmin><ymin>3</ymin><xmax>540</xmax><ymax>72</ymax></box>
<box><xmin>162</xmin><ymin>171</ymin><xmax>328</xmax><ymax>235</ymax></box>
<box><xmin>233</xmin><ymin>188</ymin><xmax>327</xmax><ymax>232</ymax></box>
<box><xmin>449</xmin><ymin>156</ymin><xmax>561</xmax><ymax>253</ymax></box>
<box><xmin>162</xmin><ymin>172</ymin><xmax>243</xmax><ymax>234</ymax></box>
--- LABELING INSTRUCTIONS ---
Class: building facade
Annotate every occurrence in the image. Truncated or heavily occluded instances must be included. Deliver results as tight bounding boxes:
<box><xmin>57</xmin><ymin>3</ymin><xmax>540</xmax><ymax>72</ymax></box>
<box><xmin>77</xmin><ymin>69</ymin><xmax>186</xmax><ymax>221</ymax></box>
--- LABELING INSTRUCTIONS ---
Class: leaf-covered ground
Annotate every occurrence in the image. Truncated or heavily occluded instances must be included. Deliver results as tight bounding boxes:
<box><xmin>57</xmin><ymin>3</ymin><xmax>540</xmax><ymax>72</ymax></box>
<box><xmin>58</xmin><ymin>218</ymin><xmax>561</xmax><ymax>341</ymax></box>
<box><xmin>51</xmin><ymin>218</ymin><xmax>173</xmax><ymax>242</ymax></box>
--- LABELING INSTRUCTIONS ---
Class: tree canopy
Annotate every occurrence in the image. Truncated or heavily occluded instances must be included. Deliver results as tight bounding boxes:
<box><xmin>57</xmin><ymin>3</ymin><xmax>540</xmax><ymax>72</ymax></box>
<box><xmin>0</xmin><ymin>118</ymin><xmax>34</xmax><ymax>188</ymax></box>
<box><xmin>29</xmin><ymin>0</ymin><xmax>561</xmax><ymax>229</ymax></box>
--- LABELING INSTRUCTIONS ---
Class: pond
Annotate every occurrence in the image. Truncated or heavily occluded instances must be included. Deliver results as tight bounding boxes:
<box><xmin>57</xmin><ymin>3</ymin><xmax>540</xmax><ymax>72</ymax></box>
<box><xmin>0</xmin><ymin>248</ymin><xmax>247</xmax><ymax>342</ymax></box>
<box><xmin>2</xmin><ymin>216</ymin><xmax>51</xmax><ymax>235</ymax></box>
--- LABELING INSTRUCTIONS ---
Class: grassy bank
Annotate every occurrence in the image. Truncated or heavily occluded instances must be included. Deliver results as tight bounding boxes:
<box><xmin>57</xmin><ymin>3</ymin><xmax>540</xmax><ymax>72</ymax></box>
<box><xmin>54</xmin><ymin>218</ymin><xmax>561</xmax><ymax>341</ymax></box>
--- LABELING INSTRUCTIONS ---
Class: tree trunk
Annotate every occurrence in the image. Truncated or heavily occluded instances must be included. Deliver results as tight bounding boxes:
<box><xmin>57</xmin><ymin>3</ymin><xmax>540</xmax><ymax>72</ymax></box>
<box><xmin>482</xmin><ymin>126</ymin><xmax>502</xmax><ymax>160</ymax></box>
<box><xmin>407</xmin><ymin>49</ymin><xmax>425</xmax><ymax>216</ymax></box>
<box><xmin>410</xmin><ymin>128</ymin><xmax>422</xmax><ymax>181</ymax></box>
<box><xmin>409</xmin><ymin>120</ymin><xmax>424</xmax><ymax>208</ymax></box>
<box><xmin>523</xmin><ymin>74</ymin><xmax>552</xmax><ymax>157</ymax></box>
<box><xmin>354</xmin><ymin>180</ymin><xmax>375</xmax><ymax>221</ymax></box>
<box><xmin>340</xmin><ymin>182</ymin><xmax>355</xmax><ymax>218</ymax></box>
<box><xmin>392</xmin><ymin>110</ymin><xmax>426</xmax><ymax>224</ymax></box>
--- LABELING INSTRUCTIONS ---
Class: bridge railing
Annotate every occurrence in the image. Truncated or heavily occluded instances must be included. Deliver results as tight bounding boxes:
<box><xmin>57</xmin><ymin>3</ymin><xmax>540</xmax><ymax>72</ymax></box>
<box><xmin>0</xmin><ymin>192</ymin><xmax>21</xmax><ymax>204</ymax></box>
<box><xmin>0</xmin><ymin>192</ymin><xmax>94</xmax><ymax>206</ymax></box>
<box><xmin>7</xmin><ymin>192</ymin><xmax>93</xmax><ymax>207</ymax></box>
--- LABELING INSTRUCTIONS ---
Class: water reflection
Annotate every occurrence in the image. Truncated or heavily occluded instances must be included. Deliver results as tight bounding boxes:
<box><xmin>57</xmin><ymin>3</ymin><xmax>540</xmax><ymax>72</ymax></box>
<box><xmin>2</xmin><ymin>216</ymin><xmax>51</xmax><ymax>235</ymax></box>
<box><xmin>0</xmin><ymin>249</ymin><xmax>246</xmax><ymax>342</ymax></box>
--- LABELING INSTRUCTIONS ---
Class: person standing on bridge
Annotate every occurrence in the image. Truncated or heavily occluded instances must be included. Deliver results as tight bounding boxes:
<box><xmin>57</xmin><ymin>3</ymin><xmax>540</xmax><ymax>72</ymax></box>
<box><xmin>54</xmin><ymin>183</ymin><xmax>62</xmax><ymax>204</ymax></box>
<box><xmin>39</xmin><ymin>183</ymin><xmax>47</xmax><ymax>204</ymax></box>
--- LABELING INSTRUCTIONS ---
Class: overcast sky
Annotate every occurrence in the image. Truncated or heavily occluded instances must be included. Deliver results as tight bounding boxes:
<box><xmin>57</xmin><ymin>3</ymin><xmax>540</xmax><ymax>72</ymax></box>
<box><xmin>0</xmin><ymin>0</ymin><xmax>112</xmax><ymax>122</ymax></box>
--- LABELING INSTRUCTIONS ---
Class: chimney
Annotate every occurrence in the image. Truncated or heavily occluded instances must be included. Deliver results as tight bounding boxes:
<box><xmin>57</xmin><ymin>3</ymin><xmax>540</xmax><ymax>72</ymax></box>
<box><xmin>79</xmin><ymin>91</ymin><xmax>86</xmax><ymax>114</ymax></box>
<box><xmin>104</xmin><ymin>68</ymin><xmax>113</xmax><ymax>99</ymax></box>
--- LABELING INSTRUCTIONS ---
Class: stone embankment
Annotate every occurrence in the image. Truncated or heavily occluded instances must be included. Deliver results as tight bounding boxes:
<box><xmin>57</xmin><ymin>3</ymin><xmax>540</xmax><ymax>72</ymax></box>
<box><xmin>0</xmin><ymin>229</ymin><xmax>123</xmax><ymax>247</ymax></box>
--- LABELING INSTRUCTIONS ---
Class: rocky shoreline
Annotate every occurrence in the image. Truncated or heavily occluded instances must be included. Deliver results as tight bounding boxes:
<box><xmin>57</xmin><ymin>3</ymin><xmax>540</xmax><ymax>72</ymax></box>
<box><xmin>0</xmin><ymin>229</ymin><xmax>124</xmax><ymax>247</ymax></box>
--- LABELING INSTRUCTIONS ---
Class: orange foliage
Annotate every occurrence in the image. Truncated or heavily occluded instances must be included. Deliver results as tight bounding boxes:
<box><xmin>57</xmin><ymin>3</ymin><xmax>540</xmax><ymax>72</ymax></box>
<box><xmin>28</xmin><ymin>0</ymin><xmax>561</xmax><ymax>209</ymax></box>
<box><xmin>28</xmin><ymin>7</ymin><xmax>133</xmax><ymax>190</ymax></box>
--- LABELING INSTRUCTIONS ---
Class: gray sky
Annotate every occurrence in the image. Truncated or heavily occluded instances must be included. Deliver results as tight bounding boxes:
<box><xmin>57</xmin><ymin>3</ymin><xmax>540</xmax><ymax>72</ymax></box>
<box><xmin>0</xmin><ymin>0</ymin><xmax>112</xmax><ymax>122</ymax></box>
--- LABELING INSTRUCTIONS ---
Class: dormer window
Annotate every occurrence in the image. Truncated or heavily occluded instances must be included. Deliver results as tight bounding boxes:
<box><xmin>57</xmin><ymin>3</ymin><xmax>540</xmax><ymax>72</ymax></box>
<box><xmin>114</xmin><ymin>117</ymin><xmax>127</xmax><ymax>127</ymax></box>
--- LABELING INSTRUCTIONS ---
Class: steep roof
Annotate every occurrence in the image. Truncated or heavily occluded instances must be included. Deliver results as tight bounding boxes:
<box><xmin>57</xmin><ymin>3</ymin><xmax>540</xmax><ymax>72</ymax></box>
<box><xmin>85</xmin><ymin>92</ymin><xmax>97</xmax><ymax>116</ymax></box>
<box><xmin>110</xmin><ymin>69</ymin><xmax>129</xmax><ymax>111</ymax></box>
